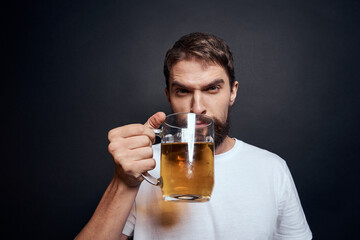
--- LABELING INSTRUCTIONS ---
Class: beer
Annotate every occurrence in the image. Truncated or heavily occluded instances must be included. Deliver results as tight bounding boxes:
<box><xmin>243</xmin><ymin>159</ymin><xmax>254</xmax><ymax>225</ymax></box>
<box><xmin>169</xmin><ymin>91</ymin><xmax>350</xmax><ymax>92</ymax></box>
<box><xmin>160</xmin><ymin>142</ymin><xmax>214</xmax><ymax>202</ymax></box>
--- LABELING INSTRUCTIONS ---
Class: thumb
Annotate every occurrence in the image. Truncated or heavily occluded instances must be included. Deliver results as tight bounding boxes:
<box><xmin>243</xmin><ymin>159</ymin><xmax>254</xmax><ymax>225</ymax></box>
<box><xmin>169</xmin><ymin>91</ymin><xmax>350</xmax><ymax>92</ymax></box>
<box><xmin>144</xmin><ymin>112</ymin><xmax>166</xmax><ymax>129</ymax></box>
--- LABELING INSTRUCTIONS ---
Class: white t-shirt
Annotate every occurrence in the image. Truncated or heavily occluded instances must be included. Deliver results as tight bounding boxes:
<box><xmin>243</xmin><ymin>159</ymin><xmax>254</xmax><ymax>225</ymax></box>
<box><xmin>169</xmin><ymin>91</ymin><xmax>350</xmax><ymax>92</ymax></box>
<box><xmin>123</xmin><ymin>139</ymin><xmax>312</xmax><ymax>240</ymax></box>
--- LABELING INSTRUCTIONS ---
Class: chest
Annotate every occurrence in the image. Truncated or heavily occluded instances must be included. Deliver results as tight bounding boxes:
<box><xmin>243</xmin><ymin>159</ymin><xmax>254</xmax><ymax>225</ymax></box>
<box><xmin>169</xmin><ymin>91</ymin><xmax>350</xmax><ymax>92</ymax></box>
<box><xmin>135</xmin><ymin>162</ymin><xmax>279</xmax><ymax>239</ymax></box>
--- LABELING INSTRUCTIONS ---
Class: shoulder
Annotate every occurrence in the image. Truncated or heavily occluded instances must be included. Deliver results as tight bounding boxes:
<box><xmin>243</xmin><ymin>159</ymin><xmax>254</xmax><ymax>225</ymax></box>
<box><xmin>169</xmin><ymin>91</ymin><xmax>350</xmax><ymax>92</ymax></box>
<box><xmin>232</xmin><ymin>139</ymin><xmax>291</xmax><ymax>175</ymax></box>
<box><xmin>237</xmin><ymin>140</ymin><xmax>285</xmax><ymax>163</ymax></box>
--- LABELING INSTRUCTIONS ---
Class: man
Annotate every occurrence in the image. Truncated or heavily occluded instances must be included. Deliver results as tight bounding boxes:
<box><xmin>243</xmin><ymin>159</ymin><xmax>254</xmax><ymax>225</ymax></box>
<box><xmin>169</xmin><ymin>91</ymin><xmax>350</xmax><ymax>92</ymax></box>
<box><xmin>76</xmin><ymin>32</ymin><xmax>312</xmax><ymax>239</ymax></box>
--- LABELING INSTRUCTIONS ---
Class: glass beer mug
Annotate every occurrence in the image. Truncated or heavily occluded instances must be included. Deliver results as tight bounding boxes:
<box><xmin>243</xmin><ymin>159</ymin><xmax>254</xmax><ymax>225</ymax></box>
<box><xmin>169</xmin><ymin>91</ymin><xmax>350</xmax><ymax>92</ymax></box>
<box><xmin>142</xmin><ymin>112</ymin><xmax>215</xmax><ymax>202</ymax></box>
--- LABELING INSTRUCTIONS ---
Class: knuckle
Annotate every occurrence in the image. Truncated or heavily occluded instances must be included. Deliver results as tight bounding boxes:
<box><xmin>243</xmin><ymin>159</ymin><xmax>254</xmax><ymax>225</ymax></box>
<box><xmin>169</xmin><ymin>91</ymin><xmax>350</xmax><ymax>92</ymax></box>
<box><xmin>122</xmin><ymin>161</ymin><xmax>134</xmax><ymax>175</ymax></box>
<box><xmin>108</xmin><ymin>139</ymin><xmax>124</xmax><ymax>153</ymax></box>
<box><xmin>108</xmin><ymin>129</ymin><xmax>115</xmax><ymax>141</ymax></box>
<box><xmin>108</xmin><ymin>142</ymin><xmax>115</xmax><ymax>153</ymax></box>
<box><xmin>108</xmin><ymin>126</ymin><xmax>125</xmax><ymax>140</ymax></box>
<box><xmin>109</xmin><ymin>142</ymin><xmax>121</xmax><ymax>154</ymax></box>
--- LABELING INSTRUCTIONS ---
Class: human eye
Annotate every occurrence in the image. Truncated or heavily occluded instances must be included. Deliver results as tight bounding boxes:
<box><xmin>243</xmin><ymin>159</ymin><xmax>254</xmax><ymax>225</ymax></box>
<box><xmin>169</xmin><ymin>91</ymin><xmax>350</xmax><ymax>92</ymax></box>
<box><xmin>207</xmin><ymin>85</ymin><xmax>220</xmax><ymax>93</ymax></box>
<box><xmin>175</xmin><ymin>88</ymin><xmax>190</xmax><ymax>96</ymax></box>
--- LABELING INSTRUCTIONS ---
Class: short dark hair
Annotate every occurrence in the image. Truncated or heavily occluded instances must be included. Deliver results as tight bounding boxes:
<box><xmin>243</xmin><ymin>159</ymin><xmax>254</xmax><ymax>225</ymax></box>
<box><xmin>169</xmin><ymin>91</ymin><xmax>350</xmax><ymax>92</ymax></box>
<box><xmin>163</xmin><ymin>32</ymin><xmax>235</xmax><ymax>91</ymax></box>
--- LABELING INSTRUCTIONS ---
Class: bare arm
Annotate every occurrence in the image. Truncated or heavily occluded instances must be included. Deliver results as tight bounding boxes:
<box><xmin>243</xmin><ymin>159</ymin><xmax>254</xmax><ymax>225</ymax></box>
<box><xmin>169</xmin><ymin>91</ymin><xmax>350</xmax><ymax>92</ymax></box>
<box><xmin>75</xmin><ymin>112</ymin><xmax>166</xmax><ymax>240</ymax></box>
<box><xmin>75</xmin><ymin>176</ymin><xmax>139</xmax><ymax>239</ymax></box>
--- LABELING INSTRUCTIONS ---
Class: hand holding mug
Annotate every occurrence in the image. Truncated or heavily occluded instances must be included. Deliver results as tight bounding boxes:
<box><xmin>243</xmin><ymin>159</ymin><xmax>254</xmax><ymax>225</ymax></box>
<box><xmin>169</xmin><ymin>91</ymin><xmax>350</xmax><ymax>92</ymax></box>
<box><xmin>107</xmin><ymin>112</ymin><xmax>166</xmax><ymax>187</ymax></box>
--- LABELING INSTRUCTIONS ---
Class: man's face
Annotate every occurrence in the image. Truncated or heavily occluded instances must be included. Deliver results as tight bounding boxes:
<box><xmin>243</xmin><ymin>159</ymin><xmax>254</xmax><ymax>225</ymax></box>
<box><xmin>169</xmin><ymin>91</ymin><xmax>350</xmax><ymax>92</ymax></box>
<box><xmin>165</xmin><ymin>59</ymin><xmax>238</xmax><ymax>146</ymax></box>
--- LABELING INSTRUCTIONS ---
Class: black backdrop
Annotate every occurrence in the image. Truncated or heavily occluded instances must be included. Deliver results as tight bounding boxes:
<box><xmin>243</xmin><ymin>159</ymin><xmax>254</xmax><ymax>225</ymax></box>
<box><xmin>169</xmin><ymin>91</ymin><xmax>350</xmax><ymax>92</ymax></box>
<box><xmin>4</xmin><ymin>0</ymin><xmax>360</xmax><ymax>239</ymax></box>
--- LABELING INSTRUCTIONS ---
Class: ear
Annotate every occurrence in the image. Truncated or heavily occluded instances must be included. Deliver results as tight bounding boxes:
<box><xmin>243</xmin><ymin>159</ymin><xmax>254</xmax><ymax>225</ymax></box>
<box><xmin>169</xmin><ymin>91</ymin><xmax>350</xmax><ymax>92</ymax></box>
<box><xmin>165</xmin><ymin>87</ymin><xmax>171</xmax><ymax>104</ymax></box>
<box><xmin>229</xmin><ymin>81</ymin><xmax>239</xmax><ymax>106</ymax></box>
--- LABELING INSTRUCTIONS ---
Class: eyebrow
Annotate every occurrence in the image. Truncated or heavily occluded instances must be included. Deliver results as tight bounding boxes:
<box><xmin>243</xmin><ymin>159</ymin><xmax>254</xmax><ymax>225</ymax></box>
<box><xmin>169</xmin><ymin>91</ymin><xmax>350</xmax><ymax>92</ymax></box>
<box><xmin>171</xmin><ymin>79</ymin><xmax>225</xmax><ymax>90</ymax></box>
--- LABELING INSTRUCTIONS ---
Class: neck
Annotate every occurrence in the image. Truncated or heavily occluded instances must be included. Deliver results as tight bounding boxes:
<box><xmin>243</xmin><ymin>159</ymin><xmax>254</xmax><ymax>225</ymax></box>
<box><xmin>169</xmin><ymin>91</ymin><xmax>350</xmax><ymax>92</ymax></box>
<box><xmin>215</xmin><ymin>136</ymin><xmax>235</xmax><ymax>155</ymax></box>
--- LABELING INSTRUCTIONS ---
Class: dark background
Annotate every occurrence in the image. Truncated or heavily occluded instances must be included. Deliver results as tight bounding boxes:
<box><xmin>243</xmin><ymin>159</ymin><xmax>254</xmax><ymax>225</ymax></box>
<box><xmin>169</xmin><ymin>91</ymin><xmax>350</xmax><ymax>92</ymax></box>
<box><xmin>3</xmin><ymin>0</ymin><xmax>360</xmax><ymax>239</ymax></box>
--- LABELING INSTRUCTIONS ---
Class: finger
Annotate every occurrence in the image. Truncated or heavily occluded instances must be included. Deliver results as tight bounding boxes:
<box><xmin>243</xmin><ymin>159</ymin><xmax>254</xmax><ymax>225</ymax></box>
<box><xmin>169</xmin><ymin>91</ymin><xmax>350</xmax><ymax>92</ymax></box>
<box><xmin>108</xmin><ymin>124</ymin><xmax>155</xmax><ymax>141</ymax></box>
<box><xmin>108</xmin><ymin>136</ymin><xmax>152</xmax><ymax>155</ymax></box>
<box><xmin>144</xmin><ymin>112</ymin><xmax>166</xmax><ymax>129</ymax></box>
<box><xmin>120</xmin><ymin>158</ymin><xmax>156</xmax><ymax>178</ymax></box>
<box><xmin>109</xmin><ymin>135</ymin><xmax>152</xmax><ymax>153</ymax></box>
<box><xmin>134</xmin><ymin>158</ymin><xmax>156</xmax><ymax>173</ymax></box>
<box><xmin>114</xmin><ymin>146</ymin><xmax>153</xmax><ymax>163</ymax></box>
<box><xmin>125</xmin><ymin>135</ymin><xmax>153</xmax><ymax>149</ymax></box>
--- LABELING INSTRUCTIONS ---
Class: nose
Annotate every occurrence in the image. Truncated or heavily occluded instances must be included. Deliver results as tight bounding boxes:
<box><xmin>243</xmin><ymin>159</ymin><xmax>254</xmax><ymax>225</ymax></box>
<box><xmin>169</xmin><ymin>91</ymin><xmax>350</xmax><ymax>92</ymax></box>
<box><xmin>190</xmin><ymin>91</ymin><xmax>206</xmax><ymax>115</ymax></box>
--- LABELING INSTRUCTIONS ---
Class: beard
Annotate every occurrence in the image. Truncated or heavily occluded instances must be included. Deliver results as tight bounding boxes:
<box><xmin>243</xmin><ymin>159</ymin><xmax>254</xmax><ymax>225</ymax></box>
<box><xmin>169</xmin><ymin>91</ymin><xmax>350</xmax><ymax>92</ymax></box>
<box><xmin>213</xmin><ymin>110</ymin><xmax>231</xmax><ymax>149</ymax></box>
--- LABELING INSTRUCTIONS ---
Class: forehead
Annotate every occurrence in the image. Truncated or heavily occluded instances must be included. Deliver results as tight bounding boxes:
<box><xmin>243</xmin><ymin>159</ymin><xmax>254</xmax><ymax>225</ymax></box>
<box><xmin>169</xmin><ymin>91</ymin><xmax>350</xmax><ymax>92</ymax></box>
<box><xmin>169</xmin><ymin>59</ymin><xmax>229</xmax><ymax>87</ymax></box>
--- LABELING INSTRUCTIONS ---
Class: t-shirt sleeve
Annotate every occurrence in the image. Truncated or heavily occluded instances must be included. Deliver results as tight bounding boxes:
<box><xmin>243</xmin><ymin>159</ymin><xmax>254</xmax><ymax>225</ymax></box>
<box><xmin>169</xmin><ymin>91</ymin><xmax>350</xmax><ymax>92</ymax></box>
<box><xmin>274</xmin><ymin>161</ymin><xmax>313</xmax><ymax>240</ymax></box>
<box><xmin>122</xmin><ymin>203</ymin><xmax>136</xmax><ymax>237</ymax></box>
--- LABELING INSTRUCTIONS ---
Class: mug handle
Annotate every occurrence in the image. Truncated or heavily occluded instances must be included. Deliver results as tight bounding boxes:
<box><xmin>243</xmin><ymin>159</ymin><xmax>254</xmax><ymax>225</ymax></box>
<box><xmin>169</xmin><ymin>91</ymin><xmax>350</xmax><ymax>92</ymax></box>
<box><xmin>141</xmin><ymin>128</ymin><xmax>162</xmax><ymax>186</ymax></box>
